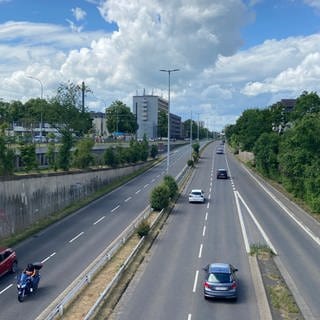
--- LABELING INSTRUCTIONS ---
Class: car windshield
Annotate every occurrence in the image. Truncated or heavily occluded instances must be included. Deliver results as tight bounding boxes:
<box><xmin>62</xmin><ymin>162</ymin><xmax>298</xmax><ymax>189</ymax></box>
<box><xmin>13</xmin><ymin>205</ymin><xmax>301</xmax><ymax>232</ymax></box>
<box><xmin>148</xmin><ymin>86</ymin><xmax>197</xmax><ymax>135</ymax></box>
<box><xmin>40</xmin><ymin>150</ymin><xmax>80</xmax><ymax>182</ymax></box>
<box><xmin>208</xmin><ymin>272</ymin><xmax>231</xmax><ymax>283</ymax></box>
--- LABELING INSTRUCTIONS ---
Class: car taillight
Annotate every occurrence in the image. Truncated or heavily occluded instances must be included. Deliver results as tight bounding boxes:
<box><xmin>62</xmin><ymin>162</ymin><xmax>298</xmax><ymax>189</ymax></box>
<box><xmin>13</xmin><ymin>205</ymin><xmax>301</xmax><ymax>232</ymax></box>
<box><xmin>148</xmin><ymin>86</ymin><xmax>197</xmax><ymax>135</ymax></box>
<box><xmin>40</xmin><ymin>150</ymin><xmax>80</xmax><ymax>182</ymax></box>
<box><xmin>231</xmin><ymin>282</ymin><xmax>237</xmax><ymax>289</ymax></box>
<box><xmin>204</xmin><ymin>281</ymin><xmax>210</xmax><ymax>288</ymax></box>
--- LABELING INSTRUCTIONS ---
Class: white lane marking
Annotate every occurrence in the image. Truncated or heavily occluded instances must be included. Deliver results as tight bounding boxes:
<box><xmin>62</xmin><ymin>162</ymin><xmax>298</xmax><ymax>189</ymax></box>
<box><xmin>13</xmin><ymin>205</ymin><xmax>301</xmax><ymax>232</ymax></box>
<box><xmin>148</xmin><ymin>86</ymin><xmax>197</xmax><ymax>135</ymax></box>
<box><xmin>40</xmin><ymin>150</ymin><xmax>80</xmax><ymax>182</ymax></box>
<box><xmin>111</xmin><ymin>205</ymin><xmax>120</xmax><ymax>213</ymax></box>
<box><xmin>202</xmin><ymin>225</ymin><xmax>206</xmax><ymax>237</ymax></box>
<box><xmin>0</xmin><ymin>284</ymin><xmax>13</xmax><ymax>295</ymax></box>
<box><xmin>193</xmin><ymin>270</ymin><xmax>199</xmax><ymax>293</ymax></box>
<box><xmin>69</xmin><ymin>232</ymin><xmax>84</xmax><ymax>243</ymax></box>
<box><xmin>41</xmin><ymin>252</ymin><xmax>56</xmax><ymax>263</ymax></box>
<box><xmin>125</xmin><ymin>197</ymin><xmax>132</xmax><ymax>202</ymax></box>
<box><xmin>187</xmin><ymin>314</ymin><xmax>192</xmax><ymax>320</ymax></box>
<box><xmin>157</xmin><ymin>175</ymin><xmax>160</xmax><ymax>178</ymax></box>
<box><xmin>205</xmin><ymin>212</ymin><xmax>208</xmax><ymax>221</ymax></box>
<box><xmin>245</xmin><ymin>167</ymin><xmax>320</xmax><ymax>247</ymax></box>
<box><xmin>151</xmin><ymin>179</ymin><xmax>155</xmax><ymax>182</ymax></box>
<box><xmin>234</xmin><ymin>191</ymin><xmax>250</xmax><ymax>253</ymax></box>
<box><xmin>209</xmin><ymin>187</ymin><xmax>211</xmax><ymax>193</ymax></box>
<box><xmin>198</xmin><ymin>244</ymin><xmax>203</xmax><ymax>258</ymax></box>
<box><xmin>207</xmin><ymin>203</ymin><xmax>210</xmax><ymax>209</ymax></box>
<box><xmin>144</xmin><ymin>184</ymin><xmax>149</xmax><ymax>188</ymax></box>
<box><xmin>135</xmin><ymin>189</ymin><xmax>141</xmax><ymax>194</ymax></box>
<box><xmin>93</xmin><ymin>216</ymin><xmax>105</xmax><ymax>225</ymax></box>
<box><xmin>208</xmin><ymin>194</ymin><xmax>211</xmax><ymax>200</ymax></box>
<box><xmin>237</xmin><ymin>191</ymin><xmax>278</xmax><ymax>254</ymax></box>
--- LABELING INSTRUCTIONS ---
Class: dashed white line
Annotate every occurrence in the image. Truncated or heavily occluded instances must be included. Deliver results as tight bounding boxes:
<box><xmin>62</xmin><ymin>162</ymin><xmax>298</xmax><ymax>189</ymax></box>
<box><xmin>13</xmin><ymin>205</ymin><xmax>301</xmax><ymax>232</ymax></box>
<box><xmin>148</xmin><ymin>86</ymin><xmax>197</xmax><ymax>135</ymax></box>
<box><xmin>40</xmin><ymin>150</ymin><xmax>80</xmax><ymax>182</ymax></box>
<box><xmin>41</xmin><ymin>252</ymin><xmax>56</xmax><ymax>263</ymax></box>
<box><xmin>207</xmin><ymin>203</ymin><xmax>210</xmax><ymax>209</ymax></box>
<box><xmin>157</xmin><ymin>175</ymin><xmax>160</xmax><ymax>178</ymax></box>
<box><xmin>125</xmin><ymin>197</ymin><xmax>132</xmax><ymax>202</ymax></box>
<box><xmin>193</xmin><ymin>270</ymin><xmax>199</xmax><ymax>293</ymax></box>
<box><xmin>69</xmin><ymin>232</ymin><xmax>84</xmax><ymax>243</ymax></box>
<box><xmin>205</xmin><ymin>212</ymin><xmax>208</xmax><ymax>221</ymax></box>
<box><xmin>0</xmin><ymin>284</ymin><xmax>13</xmax><ymax>295</ymax></box>
<box><xmin>151</xmin><ymin>179</ymin><xmax>155</xmax><ymax>182</ymax></box>
<box><xmin>187</xmin><ymin>314</ymin><xmax>192</xmax><ymax>320</ymax></box>
<box><xmin>202</xmin><ymin>225</ymin><xmax>206</xmax><ymax>237</ymax></box>
<box><xmin>135</xmin><ymin>189</ymin><xmax>141</xmax><ymax>194</ymax></box>
<box><xmin>111</xmin><ymin>205</ymin><xmax>120</xmax><ymax>213</ymax></box>
<box><xmin>93</xmin><ymin>216</ymin><xmax>105</xmax><ymax>225</ymax></box>
<box><xmin>198</xmin><ymin>244</ymin><xmax>203</xmax><ymax>258</ymax></box>
<box><xmin>144</xmin><ymin>184</ymin><xmax>149</xmax><ymax>188</ymax></box>
<box><xmin>208</xmin><ymin>194</ymin><xmax>211</xmax><ymax>200</ymax></box>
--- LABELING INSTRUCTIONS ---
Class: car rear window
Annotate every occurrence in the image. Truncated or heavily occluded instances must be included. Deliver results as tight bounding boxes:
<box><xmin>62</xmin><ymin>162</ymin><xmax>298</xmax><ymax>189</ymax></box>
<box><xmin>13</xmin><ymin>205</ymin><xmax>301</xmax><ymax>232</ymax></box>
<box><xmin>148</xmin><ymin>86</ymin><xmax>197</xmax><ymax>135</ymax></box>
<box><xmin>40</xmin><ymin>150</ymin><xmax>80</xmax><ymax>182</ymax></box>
<box><xmin>208</xmin><ymin>272</ymin><xmax>232</xmax><ymax>283</ymax></box>
<box><xmin>192</xmin><ymin>192</ymin><xmax>202</xmax><ymax>195</ymax></box>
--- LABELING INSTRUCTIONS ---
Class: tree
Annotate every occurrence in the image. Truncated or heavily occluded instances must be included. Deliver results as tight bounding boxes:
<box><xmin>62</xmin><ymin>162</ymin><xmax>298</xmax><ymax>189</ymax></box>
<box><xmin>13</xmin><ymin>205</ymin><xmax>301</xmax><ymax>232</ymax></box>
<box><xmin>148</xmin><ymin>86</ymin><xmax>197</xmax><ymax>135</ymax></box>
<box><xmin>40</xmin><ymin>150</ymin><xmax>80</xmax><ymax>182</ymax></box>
<box><xmin>150</xmin><ymin>184</ymin><xmax>170</xmax><ymax>210</ymax></box>
<box><xmin>19</xmin><ymin>143</ymin><xmax>37</xmax><ymax>172</ymax></box>
<box><xmin>0</xmin><ymin>124</ymin><xmax>14</xmax><ymax>175</ymax></box>
<box><xmin>72</xmin><ymin>138</ymin><xmax>94</xmax><ymax>169</ymax></box>
<box><xmin>290</xmin><ymin>91</ymin><xmax>320</xmax><ymax>122</ymax></box>
<box><xmin>150</xmin><ymin>144</ymin><xmax>158</xmax><ymax>159</ymax></box>
<box><xmin>106</xmin><ymin>101</ymin><xmax>138</xmax><ymax>135</ymax></box>
<box><xmin>158</xmin><ymin>110</ymin><xmax>167</xmax><ymax>138</ymax></box>
<box><xmin>163</xmin><ymin>175</ymin><xmax>178</xmax><ymax>199</ymax></box>
<box><xmin>58</xmin><ymin>131</ymin><xmax>73</xmax><ymax>171</ymax></box>
<box><xmin>104</xmin><ymin>147</ymin><xmax>118</xmax><ymax>167</ymax></box>
<box><xmin>46</xmin><ymin>134</ymin><xmax>57</xmax><ymax>171</ymax></box>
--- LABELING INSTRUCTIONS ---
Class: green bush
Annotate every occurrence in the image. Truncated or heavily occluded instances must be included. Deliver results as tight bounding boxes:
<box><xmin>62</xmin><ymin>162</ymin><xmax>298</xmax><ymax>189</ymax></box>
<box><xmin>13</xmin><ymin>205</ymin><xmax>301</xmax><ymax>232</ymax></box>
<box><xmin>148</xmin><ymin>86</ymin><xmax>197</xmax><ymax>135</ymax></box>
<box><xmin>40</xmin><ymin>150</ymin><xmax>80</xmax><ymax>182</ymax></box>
<box><xmin>136</xmin><ymin>220</ymin><xmax>150</xmax><ymax>238</ymax></box>
<box><xmin>187</xmin><ymin>159</ymin><xmax>194</xmax><ymax>167</ymax></box>
<box><xmin>150</xmin><ymin>184</ymin><xmax>170</xmax><ymax>211</ymax></box>
<box><xmin>163</xmin><ymin>175</ymin><xmax>178</xmax><ymax>199</ymax></box>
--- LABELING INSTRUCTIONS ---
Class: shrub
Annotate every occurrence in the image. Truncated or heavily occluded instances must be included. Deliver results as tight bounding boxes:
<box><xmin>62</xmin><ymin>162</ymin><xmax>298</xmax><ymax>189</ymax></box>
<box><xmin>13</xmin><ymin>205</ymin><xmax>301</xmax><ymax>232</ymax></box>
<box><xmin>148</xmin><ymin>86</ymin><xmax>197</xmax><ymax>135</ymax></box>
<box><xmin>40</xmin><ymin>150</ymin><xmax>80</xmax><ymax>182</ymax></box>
<box><xmin>163</xmin><ymin>175</ymin><xmax>178</xmax><ymax>199</ymax></box>
<box><xmin>136</xmin><ymin>220</ymin><xmax>150</xmax><ymax>238</ymax></box>
<box><xmin>187</xmin><ymin>159</ymin><xmax>194</xmax><ymax>167</ymax></box>
<box><xmin>150</xmin><ymin>184</ymin><xmax>170</xmax><ymax>210</ymax></box>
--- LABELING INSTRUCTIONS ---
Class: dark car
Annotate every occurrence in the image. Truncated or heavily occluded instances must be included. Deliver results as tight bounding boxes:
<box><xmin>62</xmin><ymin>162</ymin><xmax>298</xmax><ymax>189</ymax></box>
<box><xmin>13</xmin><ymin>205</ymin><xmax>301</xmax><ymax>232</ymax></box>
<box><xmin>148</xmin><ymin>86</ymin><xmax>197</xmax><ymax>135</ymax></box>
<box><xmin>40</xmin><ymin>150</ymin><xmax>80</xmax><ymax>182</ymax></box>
<box><xmin>0</xmin><ymin>247</ymin><xmax>18</xmax><ymax>277</ymax></box>
<box><xmin>217</xmin><ymin>169</ymin><xmax>228</xmax><ymax>179</ymax></box>
<box><xmin>203</xmin><ymin>263</ymin><xmax>238</xmax><ymax>300</ymax></box>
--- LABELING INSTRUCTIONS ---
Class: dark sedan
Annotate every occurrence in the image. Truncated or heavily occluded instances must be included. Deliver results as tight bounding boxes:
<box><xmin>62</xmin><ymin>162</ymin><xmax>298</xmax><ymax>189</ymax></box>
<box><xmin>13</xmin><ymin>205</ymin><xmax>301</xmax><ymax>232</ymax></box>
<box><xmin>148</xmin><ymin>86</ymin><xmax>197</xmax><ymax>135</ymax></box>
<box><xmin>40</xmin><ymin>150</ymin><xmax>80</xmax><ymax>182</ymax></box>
<box><xmin>203</xmin><ymin>263</ymin><xmax>238</xmax><ymax>300</ymax></box>
<box><xmin>216</xmin><ymin>169</ymin><xmax>228</xmax><ymax>179</ymax></box>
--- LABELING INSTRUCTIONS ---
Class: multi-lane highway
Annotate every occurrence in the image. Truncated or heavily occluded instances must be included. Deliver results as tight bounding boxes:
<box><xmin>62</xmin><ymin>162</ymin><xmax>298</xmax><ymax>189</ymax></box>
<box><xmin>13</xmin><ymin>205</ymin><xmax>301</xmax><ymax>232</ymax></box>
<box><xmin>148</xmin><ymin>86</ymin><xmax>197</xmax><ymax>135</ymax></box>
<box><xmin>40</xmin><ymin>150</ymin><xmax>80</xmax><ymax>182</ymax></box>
<box><xmin>112</xmin><ymin>141</ymin><xmax>320</xmax><ymax>320</ymax></box>
<box><xmin>0</xmin><ymin>143</ymin><xmax>194</xmax><ymax>320</ymax></box>
<box><xmin>1</xmin><ymin>140</ymin><xmax>320</xmax><ymax>320</ymax></box>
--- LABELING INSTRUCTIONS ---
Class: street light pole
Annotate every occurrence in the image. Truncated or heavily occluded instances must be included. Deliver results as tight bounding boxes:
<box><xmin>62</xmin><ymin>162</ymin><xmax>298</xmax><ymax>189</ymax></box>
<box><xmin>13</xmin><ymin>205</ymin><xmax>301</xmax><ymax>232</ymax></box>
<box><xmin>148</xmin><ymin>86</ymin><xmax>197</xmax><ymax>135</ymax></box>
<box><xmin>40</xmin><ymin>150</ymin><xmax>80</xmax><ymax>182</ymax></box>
<box><xmin>27</xmin><ymin>75</ymin><xmax>44</xmax><ymax>138</ymax></box>
<box><xmin>160</xmin><ymin>68</ymin><xmax>179</xmax><ymax>174</ymax></box>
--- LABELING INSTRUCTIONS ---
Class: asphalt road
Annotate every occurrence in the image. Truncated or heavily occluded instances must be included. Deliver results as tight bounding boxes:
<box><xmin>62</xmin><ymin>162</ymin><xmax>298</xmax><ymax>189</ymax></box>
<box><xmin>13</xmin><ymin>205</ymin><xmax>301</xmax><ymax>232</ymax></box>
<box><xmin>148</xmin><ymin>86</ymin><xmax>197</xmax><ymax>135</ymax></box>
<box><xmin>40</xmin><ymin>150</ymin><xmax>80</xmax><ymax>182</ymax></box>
<box><xmin>0</xmin><ymin>142</ymin><xmax>196</xmax><ymax>320</ymax></box>
<box><xmin>112</xmin><ymin>142</ymin><xmax>259</xmax><ymax>320</ymax></box>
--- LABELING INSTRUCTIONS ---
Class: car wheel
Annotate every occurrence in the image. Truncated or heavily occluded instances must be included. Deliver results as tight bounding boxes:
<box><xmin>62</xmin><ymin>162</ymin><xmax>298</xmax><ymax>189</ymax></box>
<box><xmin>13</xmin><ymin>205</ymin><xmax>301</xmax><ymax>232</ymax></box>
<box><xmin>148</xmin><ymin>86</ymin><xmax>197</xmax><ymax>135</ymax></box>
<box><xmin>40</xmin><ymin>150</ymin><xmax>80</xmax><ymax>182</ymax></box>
<box><xmin>10</xmin><ymin>261</ymin><xmax>18</xmax><ymax>273</ymax></box>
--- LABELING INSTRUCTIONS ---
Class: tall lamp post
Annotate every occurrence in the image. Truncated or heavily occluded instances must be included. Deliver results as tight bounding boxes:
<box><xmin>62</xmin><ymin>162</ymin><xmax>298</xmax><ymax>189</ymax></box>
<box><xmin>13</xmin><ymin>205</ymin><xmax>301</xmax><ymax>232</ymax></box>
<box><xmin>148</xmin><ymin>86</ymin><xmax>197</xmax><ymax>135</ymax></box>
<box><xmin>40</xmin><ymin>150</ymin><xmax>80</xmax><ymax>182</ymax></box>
<box><xmin>27</xmin><ymin>75</ymin><xmax>44</xmax><ymax>138</ymax></box>
<box><xmin>160</xmin><ymin>68</ymin><xmax>179</xmax><ymax>173</ymax></box>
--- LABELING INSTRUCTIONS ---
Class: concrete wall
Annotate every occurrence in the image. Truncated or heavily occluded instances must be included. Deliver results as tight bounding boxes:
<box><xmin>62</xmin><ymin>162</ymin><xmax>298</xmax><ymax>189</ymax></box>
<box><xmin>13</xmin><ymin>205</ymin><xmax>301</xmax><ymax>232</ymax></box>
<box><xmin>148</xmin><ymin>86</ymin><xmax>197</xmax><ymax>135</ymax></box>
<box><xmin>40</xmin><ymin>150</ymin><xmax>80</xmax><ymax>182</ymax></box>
<box><xmin>0</xmin><ymin>163</ymin><xmax>149</xmax><ymax>240</ymax></box>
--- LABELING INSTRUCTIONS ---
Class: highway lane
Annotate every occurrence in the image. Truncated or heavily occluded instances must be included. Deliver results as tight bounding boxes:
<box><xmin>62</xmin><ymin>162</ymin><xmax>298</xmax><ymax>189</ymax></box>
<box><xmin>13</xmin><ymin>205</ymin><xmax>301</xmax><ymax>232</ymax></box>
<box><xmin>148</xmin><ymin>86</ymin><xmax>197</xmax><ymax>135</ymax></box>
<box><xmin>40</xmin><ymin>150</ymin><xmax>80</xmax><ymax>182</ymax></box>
<box><xmin>113</xmin><ymin>142</ymin><xmax>259</xmax><ymax>320</ymax></box>
<box><xmin>0</xmin><ymin>142</ymin><xmax>198</xmax><ymax>320</ymax></box>
<box><xmin>226</xmin><ymin>149</ymin><xmax>320</xmax><ymax>319</ymax></box>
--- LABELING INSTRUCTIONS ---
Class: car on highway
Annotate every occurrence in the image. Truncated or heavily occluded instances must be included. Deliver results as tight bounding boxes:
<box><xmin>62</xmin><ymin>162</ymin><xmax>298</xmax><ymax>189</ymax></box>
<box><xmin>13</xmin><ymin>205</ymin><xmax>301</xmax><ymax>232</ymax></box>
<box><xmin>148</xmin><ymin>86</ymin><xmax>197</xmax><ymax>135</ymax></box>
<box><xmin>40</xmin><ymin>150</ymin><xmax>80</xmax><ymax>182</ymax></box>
<box><xmin>0</xmin><ymin>247</ymin><xmax>18</xmax><ymax>277</ymax></box>
<box><xmin>216</xmin><ymin>168</ymin><xmax>228</xmax><ymax>179</ymax></box>
<box><xmin>188</xmin><ymin>189</ymin><xmax>205</xmax><ymax>203</ymax></box>
<box><xmin>216</xmin><ymin>147</ymin><xmax>224</xmax><ymax>154</ymax></box>
<box><xmin>203</xmin><ymin>263</ymin><xmax>238</xmax><ymax>300</ymax></box>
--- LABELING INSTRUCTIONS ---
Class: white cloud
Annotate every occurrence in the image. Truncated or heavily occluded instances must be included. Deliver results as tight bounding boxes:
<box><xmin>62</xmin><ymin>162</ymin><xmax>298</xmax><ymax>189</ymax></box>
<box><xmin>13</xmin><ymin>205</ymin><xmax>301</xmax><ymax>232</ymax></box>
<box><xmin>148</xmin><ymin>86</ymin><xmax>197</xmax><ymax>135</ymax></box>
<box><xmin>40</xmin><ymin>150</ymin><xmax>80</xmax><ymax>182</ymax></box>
<box><xmin>304</xmin><ymin>0</ymin><xmax>320</xmax><ymax>10</ymax></box>
<box><xmin>72</xmin><ymin>7</ymin><xmax>87</xmax><ymax>21</ymax></box>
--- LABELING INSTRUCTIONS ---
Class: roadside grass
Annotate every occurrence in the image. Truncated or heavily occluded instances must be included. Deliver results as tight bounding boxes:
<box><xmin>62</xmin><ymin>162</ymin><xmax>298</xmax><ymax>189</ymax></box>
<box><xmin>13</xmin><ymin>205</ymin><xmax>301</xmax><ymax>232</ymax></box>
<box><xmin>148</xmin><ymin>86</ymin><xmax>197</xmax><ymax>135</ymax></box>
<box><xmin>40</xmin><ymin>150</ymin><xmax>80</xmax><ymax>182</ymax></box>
<box><xmin>0</xmin><ymin>160</ymin><xmax>157</xmax><ymax>248</ymax></box>
<box><xmin>249</xmin><ymin>243</ymin><xmax>275</xmax><ymax>258</ymax></box>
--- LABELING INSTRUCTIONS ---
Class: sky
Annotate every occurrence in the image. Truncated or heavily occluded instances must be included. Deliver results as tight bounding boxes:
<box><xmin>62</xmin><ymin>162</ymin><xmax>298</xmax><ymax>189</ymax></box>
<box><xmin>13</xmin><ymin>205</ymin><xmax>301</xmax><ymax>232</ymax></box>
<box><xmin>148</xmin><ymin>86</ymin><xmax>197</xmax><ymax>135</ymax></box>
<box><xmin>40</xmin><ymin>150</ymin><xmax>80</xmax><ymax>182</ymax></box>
<box><xmin>1</xmin><ymin>0</ymin><xmax>320</xmax><ymax>132</ymax></box>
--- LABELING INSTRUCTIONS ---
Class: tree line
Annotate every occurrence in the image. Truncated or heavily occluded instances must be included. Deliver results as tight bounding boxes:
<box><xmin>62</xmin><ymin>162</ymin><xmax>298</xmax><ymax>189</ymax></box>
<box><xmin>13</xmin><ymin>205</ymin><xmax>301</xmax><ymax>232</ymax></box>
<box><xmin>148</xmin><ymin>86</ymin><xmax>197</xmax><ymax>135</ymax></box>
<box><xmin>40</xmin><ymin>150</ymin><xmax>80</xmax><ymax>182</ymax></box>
<box><xmin>225</xmin><ymin>91</ymin><xmax>320</xmax><ymax>213</ymax></box>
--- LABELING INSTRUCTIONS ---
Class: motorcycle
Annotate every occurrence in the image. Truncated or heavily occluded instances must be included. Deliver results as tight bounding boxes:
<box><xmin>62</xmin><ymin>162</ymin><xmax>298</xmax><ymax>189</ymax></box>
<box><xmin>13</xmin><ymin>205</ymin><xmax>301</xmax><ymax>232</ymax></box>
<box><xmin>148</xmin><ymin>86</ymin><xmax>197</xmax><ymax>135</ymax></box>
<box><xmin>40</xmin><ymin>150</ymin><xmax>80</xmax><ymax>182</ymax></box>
<box><xmin>17</xmin><ymin>262</ymin><xmax>42</xmax><ymax>302</ymax></box>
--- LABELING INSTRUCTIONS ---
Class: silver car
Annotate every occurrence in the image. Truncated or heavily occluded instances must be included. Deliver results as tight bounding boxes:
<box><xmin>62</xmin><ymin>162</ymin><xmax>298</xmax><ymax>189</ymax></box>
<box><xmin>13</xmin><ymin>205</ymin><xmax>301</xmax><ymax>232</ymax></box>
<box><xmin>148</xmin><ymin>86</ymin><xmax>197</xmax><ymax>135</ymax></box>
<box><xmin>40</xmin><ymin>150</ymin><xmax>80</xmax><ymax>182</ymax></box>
<box><xmin>203</xmin><ymin>263</ymin><xmax>238</xmax><ymax>300</ymax></box>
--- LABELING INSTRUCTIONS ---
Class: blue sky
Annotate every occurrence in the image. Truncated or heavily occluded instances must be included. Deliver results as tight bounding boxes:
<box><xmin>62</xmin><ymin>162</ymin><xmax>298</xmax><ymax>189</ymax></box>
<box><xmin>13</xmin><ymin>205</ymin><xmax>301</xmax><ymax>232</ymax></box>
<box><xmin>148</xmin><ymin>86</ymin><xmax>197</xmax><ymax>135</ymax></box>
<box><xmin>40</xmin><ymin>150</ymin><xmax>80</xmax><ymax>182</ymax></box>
<box><xmin>1</xmin><ymin>0</ymin><xmax>320</xmax><ymax>131</ymax></box>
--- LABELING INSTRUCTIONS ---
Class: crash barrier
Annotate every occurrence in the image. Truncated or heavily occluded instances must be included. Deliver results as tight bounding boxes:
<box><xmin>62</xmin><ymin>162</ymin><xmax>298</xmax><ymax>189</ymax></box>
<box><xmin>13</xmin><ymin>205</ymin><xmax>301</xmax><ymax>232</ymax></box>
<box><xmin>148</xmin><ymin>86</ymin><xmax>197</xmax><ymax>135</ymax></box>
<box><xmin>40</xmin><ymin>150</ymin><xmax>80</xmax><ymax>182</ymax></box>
<box><xmin>38</xmin><ymin>205</ymin><xmax>153</xmax><ymax>320</ymax></box>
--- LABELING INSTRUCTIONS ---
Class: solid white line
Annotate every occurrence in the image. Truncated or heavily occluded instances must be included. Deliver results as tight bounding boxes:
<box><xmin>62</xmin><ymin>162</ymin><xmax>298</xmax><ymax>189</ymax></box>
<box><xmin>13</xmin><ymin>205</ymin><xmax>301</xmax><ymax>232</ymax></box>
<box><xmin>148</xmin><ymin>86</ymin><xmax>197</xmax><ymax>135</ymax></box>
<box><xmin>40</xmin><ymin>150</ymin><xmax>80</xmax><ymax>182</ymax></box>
<box><xmin>0</xmin><ymin>284</ymin><xmax>13</xmax><ymax>295</ymax></box>
<box><xmin>193</xmin><ymin>270</ymin><xmax>199</xmax><ymax>293</ymax></box>
<box><xmin>93</xmin><ymin>216</ymin><xmax>105</xmax><ymax>225</ymax></box>
<box><xmin>187</xmin><ymin>314</ymin><xmax>192</xmax><ymax>320</ymax></box>
<box><xmin>198</xmin><ymin>244</ymin><xmax>203</xmax><ymax>258</ymax></box>
<box><xmin>234</xmin><ymin>191</ymin><xmax>250</xmax><ymax>253</ymax></box>
<box><xmin>41</xmin><ymin>252</ymin><xmax>56</xmax><ymax>263</ymax></box>
<box><xmin>111</xmin><ymin>205</ymin><xmax>120</xmax><ymax>213</ymax></box>
<box><xmin>205</xmin><ymin>212</ymin><xmax>208</xmax><ymax>221</ymax></box>
<box><xmin>144</xmin><ymin>184</ymin><xmax>149</xmax><ymax>188</ymax></box>
<box><xmin>69</xmin><ymin>232</ymin><xmax>84</xmax><ymax>243</ymax></box>
<box><xmin>237</xmin><ymin>191</ymin><xmax>278</xmax><ymax>254</ymax></box>
<box><xmin>124</xmin><ymin>197</ymin><xmax>132</xmax><ymax>202</ymax></box>
<box><xmin>202</xmin><ymin>225</ymin><xmax>206</xmax><ymax>237</ymax></box>
<box><xmin>245</xmin><ymin>167</ymin><xmax>320</xmax><ymax>247</ymax></box>
<box><xmin>135</xmin><ymin>189</ymin><xmax>141</xmax><ymax>194</ymax></box>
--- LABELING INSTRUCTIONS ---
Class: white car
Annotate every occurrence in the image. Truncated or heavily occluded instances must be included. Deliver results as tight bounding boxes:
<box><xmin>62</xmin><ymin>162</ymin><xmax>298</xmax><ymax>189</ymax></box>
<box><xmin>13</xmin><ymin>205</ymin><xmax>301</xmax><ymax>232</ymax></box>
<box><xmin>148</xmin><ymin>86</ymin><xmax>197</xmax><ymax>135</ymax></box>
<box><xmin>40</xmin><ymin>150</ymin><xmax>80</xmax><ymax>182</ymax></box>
<box><xmin>189</xmin><ymin>189</ymin><xmax>205</xmax><ymax>203</ymax></box>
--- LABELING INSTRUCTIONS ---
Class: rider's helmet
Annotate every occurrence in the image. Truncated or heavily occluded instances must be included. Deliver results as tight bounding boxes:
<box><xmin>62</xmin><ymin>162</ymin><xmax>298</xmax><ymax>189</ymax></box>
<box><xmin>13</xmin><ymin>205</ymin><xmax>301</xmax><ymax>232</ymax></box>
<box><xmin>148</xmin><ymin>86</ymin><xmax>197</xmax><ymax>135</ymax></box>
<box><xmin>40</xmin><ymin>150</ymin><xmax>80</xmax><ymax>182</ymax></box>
<box><xmin>26</xmin><ymin>263</ymin><xmax>34</xmax><ymax>271</ymax></box>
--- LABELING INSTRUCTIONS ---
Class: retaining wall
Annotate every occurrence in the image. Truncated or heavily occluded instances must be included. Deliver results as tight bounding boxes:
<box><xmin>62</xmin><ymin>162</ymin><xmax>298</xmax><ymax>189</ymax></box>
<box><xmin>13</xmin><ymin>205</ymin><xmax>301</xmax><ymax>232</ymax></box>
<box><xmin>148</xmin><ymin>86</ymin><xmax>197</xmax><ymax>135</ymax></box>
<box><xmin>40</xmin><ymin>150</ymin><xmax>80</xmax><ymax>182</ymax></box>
<box><xmin>0</xmin><ymin>163</ymin><xmax>149</xmax><ymax>239</ymax></box>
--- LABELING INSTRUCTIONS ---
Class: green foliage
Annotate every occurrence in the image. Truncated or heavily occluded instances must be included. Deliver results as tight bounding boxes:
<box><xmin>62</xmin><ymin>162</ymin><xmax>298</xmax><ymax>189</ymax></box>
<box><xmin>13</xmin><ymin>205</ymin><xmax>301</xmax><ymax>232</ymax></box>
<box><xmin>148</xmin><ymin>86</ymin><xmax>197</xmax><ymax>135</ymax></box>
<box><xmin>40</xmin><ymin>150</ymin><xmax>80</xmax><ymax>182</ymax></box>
<box><xmin>136</xmin><ymin>220</ymin><xmax>150</xmax><ymax>238</ymax></box>
<box><xmin>0</xmin><ymin>127</ymin><xmax>14</xmax><ymax>175</ymax></box>
<box><xmin>104</xmin><ymin>147</ymin><xmax>118</xmax><ymax>168</ymax></box>
<box><xmin>290</xmin><ymin>91</ymin><xmax>320</xmax><ymax>122</ymax></box>
<box><xmin>150</xmin><ymin>144</ymin><xmax>158</xmax><ymax>159</ymax></box>
<box><xmin>46</xmin><ymin>142</ymin><xmax>57</xmax><ymax>171</ymax></box>
<box><xmin>187</xmin><ymin>159</ymin><xmax>194</xmax><ymax>167</ymax></box>
<box><xmin>158</xmin><ymin>110</ymin><xmax>168</xmax><ymax>138</ymax></box>
<box><xmin>19</xmin><ymin>143</ymin><xmax>37</xmax><ymax>172</ymax></box>
<box><xmin>58</xmin><ymin>131</ymin><xmax>73</xmax><ymax>171</ymax></box>
<box><xmin>106</xmin><ymin>100</ymin><xmax>138</xmax><ymax>134</ymax></box>
<box><xmin>72</xmin><ymin>138</ymin><xmax>95</xmax><ymax>169</ymax></box>
<box><xmin>163</xmin><ymin>175</ymin><xmax>178</xmax><ymax>199</ymax></box>
<box><xmin>150</xmin><ymin>184</ymin><xmax>170</xmax><ymax>211</ymax></box>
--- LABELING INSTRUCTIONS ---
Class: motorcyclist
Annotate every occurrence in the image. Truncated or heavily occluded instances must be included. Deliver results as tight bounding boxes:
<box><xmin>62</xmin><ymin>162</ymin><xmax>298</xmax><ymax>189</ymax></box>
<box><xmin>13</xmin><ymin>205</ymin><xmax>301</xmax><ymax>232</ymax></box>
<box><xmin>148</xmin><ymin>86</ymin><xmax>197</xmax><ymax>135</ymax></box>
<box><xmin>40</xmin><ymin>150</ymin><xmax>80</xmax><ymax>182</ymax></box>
<box><xmin>24</xmin><ymin>263</ymin><xmax>36</xmax><ymax>292</ymax></box>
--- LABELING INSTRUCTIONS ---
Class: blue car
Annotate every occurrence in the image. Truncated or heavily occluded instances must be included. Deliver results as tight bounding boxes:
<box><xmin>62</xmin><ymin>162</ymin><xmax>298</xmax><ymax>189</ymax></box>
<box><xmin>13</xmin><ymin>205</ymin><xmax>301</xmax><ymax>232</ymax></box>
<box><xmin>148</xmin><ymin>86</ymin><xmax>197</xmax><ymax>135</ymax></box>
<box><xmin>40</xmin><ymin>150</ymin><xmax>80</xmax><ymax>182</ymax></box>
<box><xmin>203</xmin><ymin>263</ymin><xmax>238</xmax><ymax>300</ymax></box>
